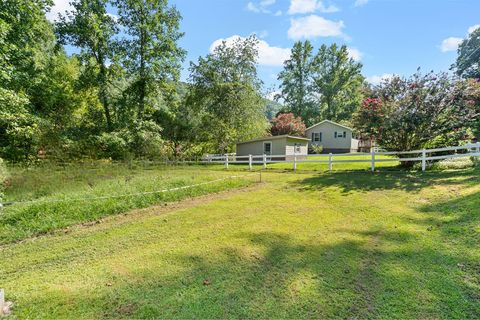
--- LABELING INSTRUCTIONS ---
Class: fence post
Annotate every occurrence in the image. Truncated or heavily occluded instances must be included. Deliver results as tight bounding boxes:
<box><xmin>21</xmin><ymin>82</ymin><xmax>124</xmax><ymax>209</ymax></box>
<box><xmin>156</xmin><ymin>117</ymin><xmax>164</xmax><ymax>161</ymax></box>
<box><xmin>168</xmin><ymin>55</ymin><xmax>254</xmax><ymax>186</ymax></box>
<box><xmin>0</xmin><ymin>288</ymin><xmax>4</xmax><ymax>316</ymax></box>
<box><xmin>249</xmin><ymin>154</ymin><xmax>252</xmax><ymax>171</ymax></box>
<box><xmin>421</xmin><ymin>149</ymin><xmax>426</xmax><ymax>172</ymax></box>
<box><xmin>293</xmin><ymin>155</ymin><xmax>297</xmax><ymax>172</ymax></box>
<box><xmin>224</xmin><ymin>154</ymin><xmax>229</xmax><ymax>169</ymax></box>
<box><xmin>263</xmin><ymin>154</ymin><xmax>267</xmax><ymax>169</ymax></box>
<box><xmin>474</xmin><ymin>142</ymin><xmax>480</xmax><ymax>165</ymax></box>
<box><xmin>371</xmin><ymin>148</ymin><xmax>375</xmax><ymax>173</ymax></box>
<box><xmin>328</xmin><ymin>153</ymin><xmax>333</xmax><ymax>172</ymax></box>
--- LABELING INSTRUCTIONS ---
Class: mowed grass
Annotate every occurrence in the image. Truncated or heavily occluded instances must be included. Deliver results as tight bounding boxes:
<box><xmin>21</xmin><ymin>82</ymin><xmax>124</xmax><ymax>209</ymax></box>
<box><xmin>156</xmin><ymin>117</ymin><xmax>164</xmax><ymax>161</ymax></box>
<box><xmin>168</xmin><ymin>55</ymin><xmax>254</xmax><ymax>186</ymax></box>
<box><xmin>1</xmin><ymin>166</ymin><xmax>479</xmax><ymax>318</ymax></box>
<box><xmin>271</xmin><ymin>154</ymin><xmax>399</xmax><ymax>171</ymax></box>
<box><xmin>227</xmin><ymin>154</ymin><xmax>400</xmax><ymax>171</ymax></box>
<box><xmin>0</xmin><ymin>163</ymin><xmax>256</xmax><ymax>244</ymax></box>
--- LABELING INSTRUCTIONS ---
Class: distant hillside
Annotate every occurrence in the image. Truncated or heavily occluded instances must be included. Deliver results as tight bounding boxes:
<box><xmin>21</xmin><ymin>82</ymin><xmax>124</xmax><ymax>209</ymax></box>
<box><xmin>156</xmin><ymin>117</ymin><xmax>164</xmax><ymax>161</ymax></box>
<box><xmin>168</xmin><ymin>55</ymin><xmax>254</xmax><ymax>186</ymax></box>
<box><xmin>265</xmin><ymin>99</ymin><xmax>284</xmax><ymax>120</ymax></box>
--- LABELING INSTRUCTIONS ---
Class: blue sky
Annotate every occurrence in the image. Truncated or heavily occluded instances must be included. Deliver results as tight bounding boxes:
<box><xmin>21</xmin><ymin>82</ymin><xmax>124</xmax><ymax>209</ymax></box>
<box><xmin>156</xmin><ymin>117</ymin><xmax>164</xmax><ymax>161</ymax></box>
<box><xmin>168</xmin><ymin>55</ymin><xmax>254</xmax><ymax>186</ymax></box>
<box><xmin>49</xmin><ymin>0</ymin><xmax>480</xmax><ymax>94</ymax></box>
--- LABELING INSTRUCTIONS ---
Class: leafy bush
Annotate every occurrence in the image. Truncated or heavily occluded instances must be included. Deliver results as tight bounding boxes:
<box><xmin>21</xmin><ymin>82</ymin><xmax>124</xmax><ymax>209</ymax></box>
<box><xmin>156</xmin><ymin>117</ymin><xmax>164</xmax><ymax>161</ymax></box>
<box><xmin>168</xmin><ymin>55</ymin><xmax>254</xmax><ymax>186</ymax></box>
<box><xmin>354</xmin><ymin>71</ymin><xmax>478</xmax><ymax>166</ymax></box>
<box><xmin>311</xmin><ymin>144</ymin><xmax>323</xmax><ymax>154</ymax></box>
<box><xmin>96</xmin><ymin>132</ymin><xmax>130</xmax><ymax>160</ymax></box>
<box><xmin>95</xmin><ymin>121</ymin><xmax>167</xmax><ymax>160</ymax></box>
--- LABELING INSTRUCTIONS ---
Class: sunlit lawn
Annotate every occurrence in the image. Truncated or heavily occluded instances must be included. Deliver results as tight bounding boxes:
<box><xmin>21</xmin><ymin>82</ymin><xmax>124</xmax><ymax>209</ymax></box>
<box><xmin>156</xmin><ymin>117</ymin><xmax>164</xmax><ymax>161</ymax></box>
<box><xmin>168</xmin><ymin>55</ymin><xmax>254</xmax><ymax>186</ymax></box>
<box><xmin>0</xmin><ymin>163</ymin><xmax>255</xmax><ymax>244</ymax></box>
<box><xmin>1</xmin><ymin>166</ymin><xmax>479</xmax><ymax>318</ymax></box>
<box><xmin>225</xmin><ymin>154</ymin><xmax>400</xmax><ymax>171</ymax></box>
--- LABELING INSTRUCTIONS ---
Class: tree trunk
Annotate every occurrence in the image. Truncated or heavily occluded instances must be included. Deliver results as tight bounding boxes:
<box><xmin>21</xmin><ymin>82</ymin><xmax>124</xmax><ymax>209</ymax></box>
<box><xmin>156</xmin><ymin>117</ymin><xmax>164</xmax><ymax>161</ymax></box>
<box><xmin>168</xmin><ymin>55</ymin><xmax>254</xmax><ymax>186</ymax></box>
<box><xmin>98</xmin><ymin>63</ymin><xmax>112</xmax><ymax>131</ymax></box>
<box><xmin>137</xmin><ymin>21</ymin><xmax>146</xmax><ymax>120</ymax></box>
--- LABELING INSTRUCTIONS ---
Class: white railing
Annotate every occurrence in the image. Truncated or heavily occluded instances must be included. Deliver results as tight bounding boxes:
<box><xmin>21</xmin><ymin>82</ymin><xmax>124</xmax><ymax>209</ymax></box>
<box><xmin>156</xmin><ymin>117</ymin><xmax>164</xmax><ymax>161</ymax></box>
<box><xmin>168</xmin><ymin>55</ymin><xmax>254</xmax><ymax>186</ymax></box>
<box><xmin>202</xmin><ymin>143</ymin><xmax>480</xmax><ymax>172</ymax></box>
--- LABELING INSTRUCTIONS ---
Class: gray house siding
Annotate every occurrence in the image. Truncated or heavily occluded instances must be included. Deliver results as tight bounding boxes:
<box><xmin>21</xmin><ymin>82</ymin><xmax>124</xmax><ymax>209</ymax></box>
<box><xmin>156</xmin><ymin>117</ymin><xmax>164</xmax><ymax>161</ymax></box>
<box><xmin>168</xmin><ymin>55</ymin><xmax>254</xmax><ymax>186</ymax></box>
<box><xmin>236</xmin><ymin>135</ymin><xmax>309</xmax><ymax>160</ymax></box>
<box><xmin>306</xmin><ymin>120</ymin><xmax>359</xmax><ymax>153</ymax></box>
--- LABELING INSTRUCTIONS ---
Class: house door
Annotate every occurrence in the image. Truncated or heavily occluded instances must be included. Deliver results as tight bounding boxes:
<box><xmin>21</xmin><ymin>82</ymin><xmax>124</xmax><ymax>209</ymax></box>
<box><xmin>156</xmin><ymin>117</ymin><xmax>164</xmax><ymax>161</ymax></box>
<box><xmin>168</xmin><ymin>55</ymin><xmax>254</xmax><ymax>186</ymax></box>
<box><xmin>263</xmin><ymin>142</ymin><xmax>272</xmax><ymax>155</ymax></box>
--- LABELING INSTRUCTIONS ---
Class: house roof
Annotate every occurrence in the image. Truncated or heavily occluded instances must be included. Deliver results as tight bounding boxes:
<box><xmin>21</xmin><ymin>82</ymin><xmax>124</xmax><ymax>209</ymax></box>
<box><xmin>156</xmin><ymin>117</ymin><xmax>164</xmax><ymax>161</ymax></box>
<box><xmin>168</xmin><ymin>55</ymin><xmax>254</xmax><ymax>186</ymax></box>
<box><xmin>236</xmin><ymin>135</ymin><xmax>310</xmax><ymax>145</ymax></box>
<box><xmin>306</xmin><ymin>120</ymin><xmax>353</xmax><ymax>131</ymax></box>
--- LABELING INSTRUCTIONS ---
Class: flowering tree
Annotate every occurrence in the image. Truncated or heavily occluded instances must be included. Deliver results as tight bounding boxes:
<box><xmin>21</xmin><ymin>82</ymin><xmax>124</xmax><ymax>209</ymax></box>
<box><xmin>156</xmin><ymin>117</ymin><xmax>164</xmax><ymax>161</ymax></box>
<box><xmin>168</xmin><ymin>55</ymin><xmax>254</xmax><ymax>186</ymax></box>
<box><xmin>270</xmin><ymin>113</ymin><xmax>306</xmax><ymax>136</ymax></box>
<box><xmin>353</xmin><ymin>71</ymin><xmax>478</xmax><ymax>165</ymax></box>
<box><xmin>353</xmin><ymin>98</ymin><xmax>385</xmax><ymax>139</ymax></box>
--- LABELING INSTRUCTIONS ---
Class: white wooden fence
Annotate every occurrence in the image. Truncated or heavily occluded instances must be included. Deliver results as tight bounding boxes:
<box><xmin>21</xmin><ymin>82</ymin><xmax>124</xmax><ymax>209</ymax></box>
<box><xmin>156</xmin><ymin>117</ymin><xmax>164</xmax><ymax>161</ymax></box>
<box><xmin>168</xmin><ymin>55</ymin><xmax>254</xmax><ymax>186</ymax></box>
<box><xmin>203</xmin><ymin>143</ymin><xmax>480</xmax><ymax>172</ymax></box>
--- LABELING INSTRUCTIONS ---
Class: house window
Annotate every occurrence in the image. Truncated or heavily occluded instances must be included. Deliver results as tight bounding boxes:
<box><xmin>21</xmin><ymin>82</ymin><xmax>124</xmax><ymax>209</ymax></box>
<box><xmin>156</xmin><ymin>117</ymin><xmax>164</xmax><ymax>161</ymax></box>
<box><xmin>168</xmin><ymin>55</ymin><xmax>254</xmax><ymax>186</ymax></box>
<box><xmin>335</xmin><ymin>131</ymin><xmax>347</xmax><ymax>138</ymax></box>
<box><xmin>263</xmin><ymin>142</ymin><xmax>272</xmax><ymax>155</ymax></box>
<box><xmin>311</xmin><ymin>132</ymin><xmax>322</xmax><ymax>143</ymax></box>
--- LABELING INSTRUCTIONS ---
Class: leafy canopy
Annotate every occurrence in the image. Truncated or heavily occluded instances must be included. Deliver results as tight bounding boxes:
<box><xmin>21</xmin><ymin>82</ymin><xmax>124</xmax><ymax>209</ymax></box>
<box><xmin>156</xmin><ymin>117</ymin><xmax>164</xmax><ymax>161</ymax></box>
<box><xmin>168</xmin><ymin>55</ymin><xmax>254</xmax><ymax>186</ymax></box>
<box><xmin>453</xmin><ymin>27</ymin><xmax>480</xmax><ymax>79</ymax></box>
<box><xmin>353</xmin><ymin>71</ymin><xmax>478</xmax><ymax>156</ymax></box>
<box><xmin>187</xmin><ymin>36</ymin><xmax>268</xmax><ymax>153</ymax></box>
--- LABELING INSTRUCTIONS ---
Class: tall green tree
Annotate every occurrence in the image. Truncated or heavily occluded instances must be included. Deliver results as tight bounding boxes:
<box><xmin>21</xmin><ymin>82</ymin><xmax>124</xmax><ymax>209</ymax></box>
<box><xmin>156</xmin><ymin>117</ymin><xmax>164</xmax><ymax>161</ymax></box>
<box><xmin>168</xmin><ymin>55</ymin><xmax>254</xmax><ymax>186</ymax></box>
<box><xmin>56</xmin><ymin>0</ymin><xmax>118</xmax><ymax>130</ymax></box>
<box><xmin>312</xmin><ymin>44</ymin><xmax>364</xmax><ymax>122</ymax></box>
<box><xmin>0</xmin><ymin>0</ymin><xmax>57</xmax><ymax>160</ymax></box>
<box><xmin>187</xmin><ymin>36</ymin><xmax>269</xmax><ymax>153</ymax></box>
<box><xmin>277</xmin><ymin>41</ymin><xmax>316</xmax><ymax>125</ymax></box>
<box><xmin>453</xmin><ymin>27</ymin><xmax>480</xmax><ymax>79</ymax></box>
<box><xmin>114</xmin><ymin>0</ymin><xmax>186</xmax><ymax>120</ymax></box>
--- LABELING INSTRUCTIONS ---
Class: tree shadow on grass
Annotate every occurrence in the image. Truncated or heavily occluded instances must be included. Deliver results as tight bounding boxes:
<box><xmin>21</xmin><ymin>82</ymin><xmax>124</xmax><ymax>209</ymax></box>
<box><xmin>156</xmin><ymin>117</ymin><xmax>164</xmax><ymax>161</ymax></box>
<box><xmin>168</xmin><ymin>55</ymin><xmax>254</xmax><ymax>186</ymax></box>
<box><xmin>25</xmin><ymin>229</ymin><xmax>480</xmax><ymax>319</ymax></box>
<box><xmin>292</xmin><ymin>168</ymin><xmax>480</xmax><ymax>194</ymax></box>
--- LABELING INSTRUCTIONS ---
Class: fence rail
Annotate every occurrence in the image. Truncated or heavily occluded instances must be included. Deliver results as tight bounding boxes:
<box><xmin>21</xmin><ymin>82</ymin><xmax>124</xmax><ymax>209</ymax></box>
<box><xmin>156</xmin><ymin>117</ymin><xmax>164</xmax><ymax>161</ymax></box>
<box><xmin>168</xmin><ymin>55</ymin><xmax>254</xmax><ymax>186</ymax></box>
<box><xmin>203</xmin><ymin>143</ymin><xmax>480</xmax><ymax>172</ymax></box>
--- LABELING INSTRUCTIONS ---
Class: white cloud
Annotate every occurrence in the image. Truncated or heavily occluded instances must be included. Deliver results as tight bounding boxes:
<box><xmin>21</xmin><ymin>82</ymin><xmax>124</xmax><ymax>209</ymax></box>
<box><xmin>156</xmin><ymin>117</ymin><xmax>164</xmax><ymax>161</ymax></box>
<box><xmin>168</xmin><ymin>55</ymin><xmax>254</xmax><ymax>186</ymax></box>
<box><xmin>210</xmin><ymin>35</ymin><xmax>291</xmax><ymax>66</ymax></box>
<box><xmin>366</xmin><ymin>73</ymin><xmax>395</xmax><ymax>85</ymax></box>
<box><xmin>347</xmin><ymin>47</ymin><xmax>362</xmax><ymax>61</ymax></box>
<box><xmin>440</xmin><ymin>37</ymin><xmax>463</xmax><ymax>52</ymax></box>
<box><xmin>247</xmin><ymin>0</ymin><xmax>278</xmax><ymax>14</ymax></box>
<box><xmin>288</xmin><ymin>0</ymin><xmax>339</xmax><ymax>14</ymax></box>
<box><xmin>46</xmin><ymin>0</ymin><xmax>72</xmax><ymax>21</ymax></box>
<box><xmin>440</xmin><ymin>24</ymin><xmax>479</xmax><ymax>53</ymax></box>
<box><xmin>354</xmin><ymin>0</ymin><xmax>369</xmax><ymax>7</ymax></box>
<box><xmin>288</xmin><ymin>15</ymin><xmax>345</xmax><ymax>40</ymax></box>
<box><xmin>468</xmin><ymin>24</ymin><xmax>480</xmax><ymax>34</ymax></box>
<box><xmin>247</xmin><ymin>2</ymin><xmax>261</xmax><ymax>13</ymax></box>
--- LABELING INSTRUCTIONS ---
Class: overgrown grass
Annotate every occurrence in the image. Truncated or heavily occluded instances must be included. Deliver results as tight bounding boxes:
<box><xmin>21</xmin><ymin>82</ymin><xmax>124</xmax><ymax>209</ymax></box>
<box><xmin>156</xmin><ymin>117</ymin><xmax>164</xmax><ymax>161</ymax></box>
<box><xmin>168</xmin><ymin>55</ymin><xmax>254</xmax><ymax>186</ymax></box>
<box><xmin>0</xmin><ymin>163</ymin><xmax>257</xmax><ymax>244</ymax></box>
<box><xmin>0</xmin><ymin>167</ymin><xmax>479</xmax><ymax>318</ymax></box>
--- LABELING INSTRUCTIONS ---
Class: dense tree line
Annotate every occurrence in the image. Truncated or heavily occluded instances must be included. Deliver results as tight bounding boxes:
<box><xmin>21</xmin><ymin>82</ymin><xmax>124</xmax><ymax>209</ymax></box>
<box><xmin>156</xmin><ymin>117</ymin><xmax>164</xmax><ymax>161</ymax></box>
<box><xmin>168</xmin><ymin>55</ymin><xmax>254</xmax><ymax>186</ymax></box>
<box><xmin>276</xmin><ymin>41</ymin><xmax>364</xmax><ymax>127</ymax></box>
<box><xmin>0</xmin><ymin>0</ymin><xmax>268</xmax><ymax>162</ymax></box>
<box><xmin>1</xmin><ymin>0</ymin><xmax>478</xmax><ymax>163</ymax></box>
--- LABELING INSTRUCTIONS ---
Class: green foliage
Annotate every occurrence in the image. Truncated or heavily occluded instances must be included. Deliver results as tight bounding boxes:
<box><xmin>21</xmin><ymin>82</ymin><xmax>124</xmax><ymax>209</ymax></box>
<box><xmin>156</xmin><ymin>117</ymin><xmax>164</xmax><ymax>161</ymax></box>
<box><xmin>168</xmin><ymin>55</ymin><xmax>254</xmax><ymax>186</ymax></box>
<box><xmin>353</xmin><ymin>71</ymin><xmax>478</xmax><ymax>159</ymax></box>
<box><xmin>0</xmin><ymin>88</ymin><xmax>41</xmax><ymax>161</ymax></box>
<box><xmin>114</xmin><ymin>0</ymin><xmax>186</xmax><ymax>120</ymax></box>
<box><xmin>277</xmin><ymin>41</ymin><xmax>316</xmax><ymax>125</ymax></box>
<box><xmin>453</xmin><ymin>28</ymin><xmax>480</xmax><ymax>79</ymax></box>
<box><xmin>187</xmin><ymin>36</ymin><xmax>269</xmax><ymax>153</ymax></box>
<box><xmin>265</xmin><ymin>97</ymin><xmax>284</xmax><ymax>120</ymax></box>
<box><xmin>312</xmin><ymin>44</ymin><xmax>364</xmax><ymax>122</ymax></box>
<box><xmin>56</xmin><ymin>0</ymin><xmax>118</xmax><ymax>130</ymax></box>
<box><xmin>277</xmin><ymin>42</ymin><xmax>364</xmax><ymax>126</ymax></box>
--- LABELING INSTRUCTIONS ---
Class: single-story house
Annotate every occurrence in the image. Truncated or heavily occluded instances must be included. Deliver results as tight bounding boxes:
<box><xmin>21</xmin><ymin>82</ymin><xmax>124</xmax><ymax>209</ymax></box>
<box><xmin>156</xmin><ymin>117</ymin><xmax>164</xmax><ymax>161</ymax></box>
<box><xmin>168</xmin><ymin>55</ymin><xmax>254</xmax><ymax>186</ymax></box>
<box><xmin>236</xmin><ymin>135</ymin><xmax>309</xmax><ymax>160</ymax></box>
<box><xmin>305</xmin><ymin>120</ymin><xmax>359</xmax><ymax>153</ymax></box>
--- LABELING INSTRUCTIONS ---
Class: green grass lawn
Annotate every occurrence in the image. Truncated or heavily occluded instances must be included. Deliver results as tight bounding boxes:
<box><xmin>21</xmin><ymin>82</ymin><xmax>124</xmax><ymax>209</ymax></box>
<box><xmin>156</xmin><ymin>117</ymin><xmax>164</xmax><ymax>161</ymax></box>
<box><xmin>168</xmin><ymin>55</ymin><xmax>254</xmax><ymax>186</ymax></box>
<box><xmin>269</xmin><ymin>154</ymin><xmax>399</xmax><ymax>171</ymax></box>
<box><xmin>1</xmin><ymin>165</ymin><xmax>479</xmax><ymax>318</ymax></box>
<box><xmin>0</xmin><ymin>163</ymin><xmax>256</xmax><ymax>244</ymax></box>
